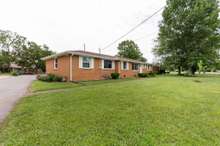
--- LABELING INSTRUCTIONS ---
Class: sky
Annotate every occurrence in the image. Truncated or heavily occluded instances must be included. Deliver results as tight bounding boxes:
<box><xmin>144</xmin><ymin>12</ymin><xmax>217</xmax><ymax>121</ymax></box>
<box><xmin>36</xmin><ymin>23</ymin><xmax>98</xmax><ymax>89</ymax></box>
<box><xmin>0</xmin><ymin>0</ymin><xmax>166</xmax><ymax>63</ymax></box>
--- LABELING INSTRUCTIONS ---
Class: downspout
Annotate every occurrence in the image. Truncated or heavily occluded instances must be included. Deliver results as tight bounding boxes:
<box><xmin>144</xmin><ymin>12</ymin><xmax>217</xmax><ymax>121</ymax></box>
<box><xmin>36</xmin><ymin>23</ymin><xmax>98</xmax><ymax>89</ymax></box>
<box><xmin>69</xmin><ymin>54</ymin><xmax>73</xmax><ymax>81</ymax></box>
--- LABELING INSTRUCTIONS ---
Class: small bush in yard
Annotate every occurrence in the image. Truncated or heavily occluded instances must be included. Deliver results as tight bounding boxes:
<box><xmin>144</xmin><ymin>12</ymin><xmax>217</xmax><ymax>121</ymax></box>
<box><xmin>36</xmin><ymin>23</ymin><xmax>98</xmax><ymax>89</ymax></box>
<box><xmin>37</xmin><ymin>74</ymin><xmax>63</xmax><ymax>82</ymax></box>
<box><xmin>111</xmin><ymin>73</ymin><xmax>120</xmax><ymax>79</ymax></box>
<box><xmin>138</xmin><ymin>73</ymin><xmax>149</xmax><ymax>78</ymax></box>
<box><xmin>11</xmin><ymin>71</ymin><xmax>19</xmax><ymax>76</ymax></box>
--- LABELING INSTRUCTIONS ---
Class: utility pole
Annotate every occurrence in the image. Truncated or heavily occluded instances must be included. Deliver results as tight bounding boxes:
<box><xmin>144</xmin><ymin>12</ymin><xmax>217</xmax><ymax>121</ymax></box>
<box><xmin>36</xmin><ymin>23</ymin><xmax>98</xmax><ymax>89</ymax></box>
<box><xmin>99</xmin><ymin>48</ymin><xmax>101</xmax><ymax>54</ymax></box>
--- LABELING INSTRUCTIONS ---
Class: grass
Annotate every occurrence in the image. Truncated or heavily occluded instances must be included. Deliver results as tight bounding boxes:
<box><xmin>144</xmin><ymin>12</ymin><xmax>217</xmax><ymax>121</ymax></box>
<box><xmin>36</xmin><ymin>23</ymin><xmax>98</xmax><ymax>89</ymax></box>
<box><xmin>1</xmin><ymin>75</ymin><xmax>220</xmax><ymax>145</ymax></box>
<box><xmin>31</xmin><ymin>81</ymin><xmax>80</xmax><ymax>92</ymax></box>
<box><xmin>31</xmin><ymin>78</ymin><xmax>137</xmax><ymax>92</ymax></box>
<box><xmin>0</xmin><ymin>73</ymin><xmax>10</xmax><ymax>76</ymax></box>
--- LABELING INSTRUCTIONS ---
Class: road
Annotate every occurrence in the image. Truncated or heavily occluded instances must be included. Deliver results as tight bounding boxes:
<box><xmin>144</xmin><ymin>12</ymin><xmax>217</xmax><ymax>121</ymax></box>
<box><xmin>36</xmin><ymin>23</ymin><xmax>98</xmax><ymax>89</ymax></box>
<box><xmin>0</xmin><ymin>75</ymin><xmax>36</xmax><ymax>122</ymax></box>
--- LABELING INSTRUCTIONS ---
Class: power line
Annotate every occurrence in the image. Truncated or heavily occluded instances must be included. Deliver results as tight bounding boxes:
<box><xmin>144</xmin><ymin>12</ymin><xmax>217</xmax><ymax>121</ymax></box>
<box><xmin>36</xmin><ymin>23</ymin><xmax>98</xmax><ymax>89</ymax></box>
<box><xmin>133</xmin><ymin>32</ymin><xmax>158</xmax><ymax>42</ymax></box>
<box><xmin>102</xmin><ymin>6</ymin><xmax>165</xmax><ymax>50</ymax></box>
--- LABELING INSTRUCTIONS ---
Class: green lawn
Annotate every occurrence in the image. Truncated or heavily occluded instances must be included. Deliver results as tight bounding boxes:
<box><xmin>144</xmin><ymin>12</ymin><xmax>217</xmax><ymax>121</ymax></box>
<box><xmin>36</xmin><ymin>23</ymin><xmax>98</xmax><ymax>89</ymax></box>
<box><xmin>0</xmin><ymin>73</ymin><xmax>10</xmax><ymax>76</ymax></box>
<box><xmin>31</xmin><ymin>81</ymin><xmax>80</xmax><ymax>92</ymax></box>
<box><xmin>1</xmin><ymin>75</ymin><xmax>220</xmax><ymax>145</ymax></box>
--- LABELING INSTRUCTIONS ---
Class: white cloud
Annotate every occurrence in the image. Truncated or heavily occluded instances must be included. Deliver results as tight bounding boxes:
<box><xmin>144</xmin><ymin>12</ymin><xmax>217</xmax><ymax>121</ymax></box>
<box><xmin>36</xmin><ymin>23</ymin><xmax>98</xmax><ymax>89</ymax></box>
<box><xmin>0</xmin><ymin>0</ymin><xmax>166</xmax><ymax>63</ymax></box>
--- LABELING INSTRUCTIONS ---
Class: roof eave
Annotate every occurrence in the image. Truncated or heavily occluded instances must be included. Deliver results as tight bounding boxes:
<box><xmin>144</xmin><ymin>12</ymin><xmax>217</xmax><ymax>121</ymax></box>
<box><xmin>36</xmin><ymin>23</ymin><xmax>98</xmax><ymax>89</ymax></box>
<box><xmin>41</xmin><ymin>51</ymin><xmax>146</xmax><ymax>64</ymax></box>
<box><xmin>41</xmin><ymin>51</ymin><xmax>72</xmax><ymax>61</ymax></box>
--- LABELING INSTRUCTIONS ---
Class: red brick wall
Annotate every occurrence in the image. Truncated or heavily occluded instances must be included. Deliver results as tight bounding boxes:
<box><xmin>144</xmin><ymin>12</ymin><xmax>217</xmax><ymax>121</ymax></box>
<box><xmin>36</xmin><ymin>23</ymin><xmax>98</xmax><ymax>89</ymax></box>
<box><xmin>46</xmin><ymin>55</ymin><xmax>70</xmax><ymax>80</ymax></box>
<box><xmin>45</xmin><ymin>55</ymin><xmax>149</xmax><ymax>81</ymax></box>
<box><xmin>120</xmin><ymin>62</ymin><xmax>139</xmax><ymax>78</ymax></box>
<box><xmin>72</xmin><ymin>56</ymin><xmax>115</xmax><ymax>81</ymax></box>
<box><xmin>153</xmin><ymin>66</ymin><xmax>160</xmax><ymax>73</ymax></box>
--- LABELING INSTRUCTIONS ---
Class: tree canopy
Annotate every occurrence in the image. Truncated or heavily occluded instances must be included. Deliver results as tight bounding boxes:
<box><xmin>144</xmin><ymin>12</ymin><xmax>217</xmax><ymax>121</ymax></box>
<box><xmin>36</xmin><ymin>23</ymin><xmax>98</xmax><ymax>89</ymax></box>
<box><xmin>0</xmin><ymin>29</ymin><xmax>53</xmax><ymax>73</ymax></box>
<box><xmin>117</xmin><ymin>40</ymin><xmax>147</xmax><ymax>62</ymax></box>
<box><xmin>154</xmin><ymin>0</ymin><xmax>220</xmax><ymax>74</ymax></box>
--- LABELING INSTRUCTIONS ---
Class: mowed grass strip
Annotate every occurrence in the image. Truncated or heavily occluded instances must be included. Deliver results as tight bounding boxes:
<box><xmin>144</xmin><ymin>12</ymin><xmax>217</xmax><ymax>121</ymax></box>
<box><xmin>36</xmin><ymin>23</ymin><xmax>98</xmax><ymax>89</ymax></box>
<box><xmin>31</xmin><ymin>78</ymin><xmax>137</xmax><ymax>93</ymax></box>
<box><xmin>1</xmin><ymin>76</ymin><xmax>220</xmax><ymax>145</ymax></box>
<box><xmin>31</xmin><ymin>81</ymin><xmax>80</xmax><ymax>92</ymax></box>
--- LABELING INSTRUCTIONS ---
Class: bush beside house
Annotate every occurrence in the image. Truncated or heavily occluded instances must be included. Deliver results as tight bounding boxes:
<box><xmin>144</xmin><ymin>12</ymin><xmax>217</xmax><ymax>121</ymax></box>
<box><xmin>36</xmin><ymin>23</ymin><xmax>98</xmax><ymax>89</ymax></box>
<box><xmin>37</xmin><ymin>74</ymin><xmax>63</xmax><ymax>82</ymax></box>
<box><xmin>111</xmin><ymin>73</ymin><xmax>120</xmax><ymax>79</ymax></box>
<box><xmin>138</xmin><ymin>72</ymin><xmax>156</xmax><ymax>78</ymax></box>
<box><xmin>38</xmin><ymin>72</ymin><xmax>156</xmax><ymax>83</ymax></box>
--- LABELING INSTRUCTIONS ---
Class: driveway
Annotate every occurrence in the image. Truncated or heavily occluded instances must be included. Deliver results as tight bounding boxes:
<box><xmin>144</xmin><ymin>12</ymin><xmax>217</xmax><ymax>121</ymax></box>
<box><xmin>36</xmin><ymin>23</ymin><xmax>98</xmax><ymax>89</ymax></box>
<box><xmin>0</xmin><ymin>75</ymin><xmax>10</xmax><ymax>80</ymax></box>
<box><xmin>0</xmin><ymin>75</ymin><xmax>36</xmax><ymax>122</ymax></box>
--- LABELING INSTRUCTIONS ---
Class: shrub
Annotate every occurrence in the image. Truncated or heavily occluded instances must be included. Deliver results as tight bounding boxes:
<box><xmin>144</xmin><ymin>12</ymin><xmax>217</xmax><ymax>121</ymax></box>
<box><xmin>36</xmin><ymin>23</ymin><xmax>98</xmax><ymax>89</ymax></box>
<box><xmin>138</xmin><ymin>72</ymin><xmax>156</xmax><ymax>78</ymax></box>
<box><xmin>111</xmin><ymin>73</ymin><xmax>120</xmax><ymax>79</ymax></box>
<box><xmin>47</xmin><ymin>74</ymin><xmax>56</xmax><ymax>82</ymax></box>
<box><xmin>53</xmin><ymin>75</ymin><xmax>63</xmax><ymax>82</ymax></box>
<box><xmin>158</xmin><ymin>69</ymin><xmax>166</xmax><ymax>75</ymax></box>
<box><xmin>11</xmin><ymin>71</ymin><xmax>19</xmax><ymax>76</ymax></box>
<box><xmin>138</xmin><ymin>73</ymin><xmax>149</xmax><ymax>78</ymax></box>
<box><xmin>37</xmin><ymin>74</ymin><xmax>63</xmax><ymax>82</ymax></box>
<box><xmin>37</xmin><ymin>74</ymin><xmax>48</xmax><ymax>81</ymax></box>
<box><xmin>149</xmin><ymin>72</ymin><xmax>156</xmax><ymax>77</ymax></box>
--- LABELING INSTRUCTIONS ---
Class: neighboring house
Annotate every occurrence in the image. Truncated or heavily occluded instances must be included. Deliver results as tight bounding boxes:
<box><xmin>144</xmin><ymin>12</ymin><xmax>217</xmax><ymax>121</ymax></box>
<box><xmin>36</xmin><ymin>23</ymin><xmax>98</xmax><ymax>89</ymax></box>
<box><xmin>10</xmin><ymin>63</ymin><xmax>22</xmax><ymax>72</ymax></box>
<box><xmin>42</xmin><ymin>50</ymin><xmax>157</xmax><ymax>81</ymax></box>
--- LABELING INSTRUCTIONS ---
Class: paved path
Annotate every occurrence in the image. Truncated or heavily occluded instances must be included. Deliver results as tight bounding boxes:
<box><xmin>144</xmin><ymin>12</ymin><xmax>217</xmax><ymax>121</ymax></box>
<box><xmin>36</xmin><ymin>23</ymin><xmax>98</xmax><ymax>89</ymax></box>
<box><xmin>0</xmin><ymin>75</ymin><xmax>36</xmax><ymax>122</ymax></box>
<box><xmin>0</xmin><ymin>76</ymin><xmax>10</xmax><ymax>80</ymax></box>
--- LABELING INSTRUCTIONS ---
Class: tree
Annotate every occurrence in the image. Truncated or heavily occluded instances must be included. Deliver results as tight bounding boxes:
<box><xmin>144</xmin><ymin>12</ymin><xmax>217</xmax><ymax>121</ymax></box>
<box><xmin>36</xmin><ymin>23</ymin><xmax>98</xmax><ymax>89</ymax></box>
<box><xmin>12</xmin><ymin>42</ymin><xmax>53</xmax><ymax>72</ymax></box>
<box><xmin>154</xmin><ymin>0</ymin><xmax>220</xmax><ymax>75</ymax></box>
<box><xmin>217</xmin><ymin>60</ymin><xmax>220</xmax><ymax>70</ymax></box>
<box><xmin>0</xmin><ymin>30</ymin><xmax>20</xmax><ymax>71</ymax></box>
<box><xmin>0</xmin><ymin>29</ymin><xmax>53</xmax><ymax>73</ymax></box>
<box><xmin>197</xmin><ymin>60</ymin><xmax>207</xmax><ymax>74</ymax></box>
<box><xmin>117</xmin><ymin>40</ymin><xmax>147</xmax><ymax>62</ymax></box>
<box><xmin>0</xmin><ymin>50</ymin><xmax>11</xmax><ymax>72</ymax></box>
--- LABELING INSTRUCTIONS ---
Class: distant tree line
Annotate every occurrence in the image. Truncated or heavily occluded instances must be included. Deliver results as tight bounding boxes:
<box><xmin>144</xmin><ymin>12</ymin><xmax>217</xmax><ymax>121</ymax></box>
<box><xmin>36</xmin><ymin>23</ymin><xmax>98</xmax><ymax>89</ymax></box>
<box><xmin>0</xmin><ymin>30</ymin><xmax>53</xmax><ymax>73</ymax></box>
<box><xmin>154</xmin><ymin>0</ymin><xmax>220</xmax><ymax>75</ymax></box>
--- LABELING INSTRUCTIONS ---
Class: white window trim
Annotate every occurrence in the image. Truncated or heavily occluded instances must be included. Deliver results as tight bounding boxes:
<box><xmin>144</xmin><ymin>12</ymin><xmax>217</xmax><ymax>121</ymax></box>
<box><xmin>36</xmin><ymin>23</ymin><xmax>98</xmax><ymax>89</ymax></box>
<box><xmin>54</xmin><ymin>58</ymin><xmax>58</xmax><ymax>70</ymax></box>
<box><xmin>79</xmin><ymin>56</ymin><xmax>94</xmax><ymax>69</ymax></box>
<box><xmin>121</xmin><ymin>61</ymin><xmax>129</xmax><ymax>70</ymax></box>
<box><xmin>132</xmin><ymin>63</ymin><xmax>140</xmax><ymax>71</ymax></box>
<box><xmin>102</xmin><ymin>59</ymin><xmax>115</xmax><ymax>70</ymax></box>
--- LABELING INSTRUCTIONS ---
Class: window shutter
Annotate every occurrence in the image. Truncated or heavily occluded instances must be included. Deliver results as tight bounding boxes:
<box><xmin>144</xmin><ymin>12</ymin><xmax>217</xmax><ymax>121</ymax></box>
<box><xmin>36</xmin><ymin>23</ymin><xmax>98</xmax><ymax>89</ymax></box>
<box><xmin>121</xmin><ymin>62</ymin><xmax>123</xmax><ymax>70</ymax></box>
<box><xmin>79</xmin><ymin>56</ymin><xmax>82</xmax><ymax>68</ymax></box>
<box><xmin>127</xmin><ymin>62</ymin><xmax>129</xmax><ymax>70</ymax></box>
<box><xmin>90</xmin><ymin>58</ymin><xmax>94</xmax><ymax>69</ymax></box>
<box><xmin>101</xmin><ymin>59</ymin><xmax>104</xmax><ymax>69</ymax></box>
<box><xmin>112</xmin><ymin>61</ymin><xmax>115</xmax><ymax>69</ymax></box>
<box><xmin>53</xmin><ymin>59</ymin><xmax>55</xmax><ymax>69</ymax></box>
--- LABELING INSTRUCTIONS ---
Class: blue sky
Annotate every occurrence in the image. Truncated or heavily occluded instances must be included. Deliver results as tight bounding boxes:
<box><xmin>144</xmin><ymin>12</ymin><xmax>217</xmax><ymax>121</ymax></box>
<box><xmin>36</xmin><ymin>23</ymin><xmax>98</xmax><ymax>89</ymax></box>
<box><xmin>0</xmin><ymin>0</ymin><xmax>166</xmax><ymax>63</ymax></box>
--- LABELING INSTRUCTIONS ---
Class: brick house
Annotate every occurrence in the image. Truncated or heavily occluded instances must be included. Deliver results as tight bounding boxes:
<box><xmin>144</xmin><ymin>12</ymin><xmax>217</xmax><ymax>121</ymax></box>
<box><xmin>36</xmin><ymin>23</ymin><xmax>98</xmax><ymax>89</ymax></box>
<box><xmin>42</xmin><ymin>50</ymin><xmax>157</xmax><ymax>81</ymax></box>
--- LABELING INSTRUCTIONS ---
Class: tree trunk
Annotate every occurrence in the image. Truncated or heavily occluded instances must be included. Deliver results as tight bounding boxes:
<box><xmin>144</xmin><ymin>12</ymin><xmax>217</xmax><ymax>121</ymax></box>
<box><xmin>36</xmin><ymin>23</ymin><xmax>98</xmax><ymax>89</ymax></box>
<box><xmin>191</xmin><ymin>65</ymin><xmax>197</xmax><ymax>76</ymax></box>
<box><xmin>192</xmin><ymin>70</ymin><xmax>196</xmax><ymax>75</ymax></box>
<box><xmin>178</xmin><ymin>66</ymin><xmax>181</xmax><ymax>75</ymax></box>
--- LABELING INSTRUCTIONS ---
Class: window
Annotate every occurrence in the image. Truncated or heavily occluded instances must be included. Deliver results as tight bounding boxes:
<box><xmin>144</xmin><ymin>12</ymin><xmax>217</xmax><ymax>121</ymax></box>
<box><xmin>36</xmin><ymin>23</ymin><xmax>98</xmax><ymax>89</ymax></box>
<box><xmin>132</xmin><ymin>63</ymin><xmax>139</xmax><ymax>70</ymax></box>
<box><xmin>123</xmin><ymin>62</ymin><xmax>128</xmax><ymax>70</ymax></box>
<box><xmin>82</xmin><ymin>57</ymin><xmax>92</xmax><ymax>68</ymax></box>
<box><xmin>54</xmin><ymin>58</ymin><xmax>58</xmax><ymax>69</ymax></box>
<box><xmin>79</xmin><ymin>56</ymin><xmax>94</xmax><ymax>69</ymax></box>
<box><xmin>104</xmin><ymin>60</ymin><xmax>112</xmax><ymax>69</ymax></box>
